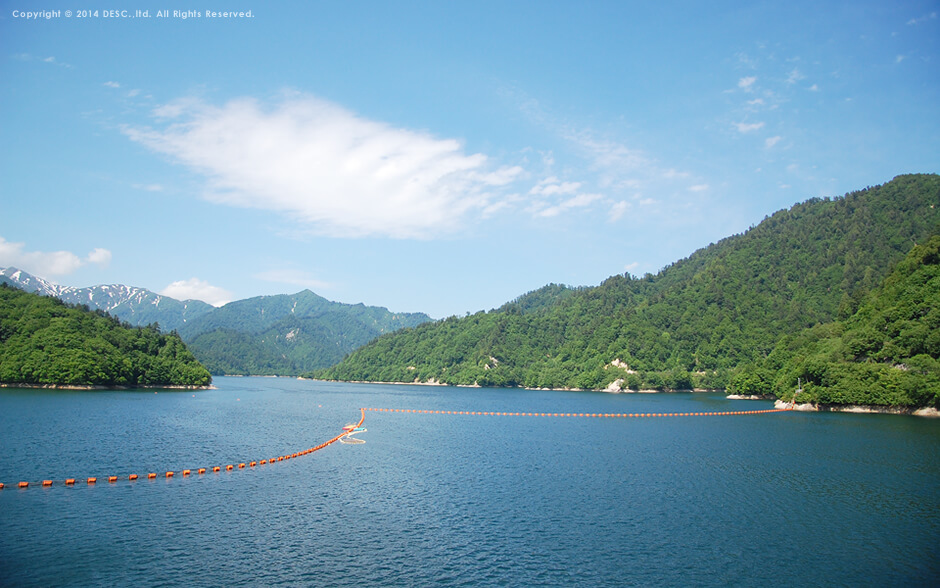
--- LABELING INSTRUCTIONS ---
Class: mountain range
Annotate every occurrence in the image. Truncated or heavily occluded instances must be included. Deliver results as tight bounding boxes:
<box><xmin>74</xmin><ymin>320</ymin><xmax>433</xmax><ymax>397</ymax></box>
<box><xmin>0</xmin><ymin>268</ymin><xmax>215</xmax><ymax>331</ymax></box>
<box><xmin>316</xmin><ymin>173</ymin><xmax>940</xmax><ymax>404</ymax></box>
<box><xmin>5</xmin><ymin>173</ymin><xmax>938</xmax><ymax>405</ymax></box>
<box><xmin>0</xmin><ymin>268</ymin><xmax>432</xmax><ymax>375</ymax></box>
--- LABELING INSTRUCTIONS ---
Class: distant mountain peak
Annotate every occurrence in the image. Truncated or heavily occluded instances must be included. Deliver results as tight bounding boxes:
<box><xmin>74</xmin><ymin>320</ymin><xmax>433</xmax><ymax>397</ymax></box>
<box><xmin>0</xmin><ymin>267</ymin><xmax>214</xmax><ymax>331</ymax></box>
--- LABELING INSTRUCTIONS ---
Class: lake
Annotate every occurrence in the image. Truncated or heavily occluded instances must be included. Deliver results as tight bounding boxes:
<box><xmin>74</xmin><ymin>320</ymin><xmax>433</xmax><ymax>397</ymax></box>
<box><xmin>1</xmin><ymin>377</ymin><xmax>937</xmax><ymax>586</ymax></box>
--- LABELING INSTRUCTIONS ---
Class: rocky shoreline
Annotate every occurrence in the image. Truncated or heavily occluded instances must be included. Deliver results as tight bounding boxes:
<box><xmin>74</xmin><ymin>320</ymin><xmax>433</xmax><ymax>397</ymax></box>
<box><xmin>774</xmin><ymin>399</ymin><xmax>939</xmax><ymax>418</ymax></box>
<box><xmin>306</xmin><ymin>376</ymin><xmax>939</xmax><ymax>417</ymax></box>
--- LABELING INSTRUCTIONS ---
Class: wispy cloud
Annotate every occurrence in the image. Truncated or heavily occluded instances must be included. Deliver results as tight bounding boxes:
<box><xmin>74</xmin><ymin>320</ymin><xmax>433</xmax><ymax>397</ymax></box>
<box><xmin>733</xmin><ymin>121</ymin><xmax>765</xmax><ymax>133</ymax></box>
<box><xmin>124</xmin><ymin>94</ymin><xmax>524</xmax><ymax>239</ymax></box>
<box><xmin>907</xmin><ymin>12</ymin><xmax>937</xmax><ymax>25</ymax></box>
<box><xmin>503</xmin><ymin>86</ymin><xmax>711</xmax><ymax>222</ymax></box>
<box><xmin>14</xmin><ymin>53</ymin><xmax>72</xmax><ymax>68</ymax></box>
<box><xmin>608</xmin><ymin>200</ymin><xmax>630</xmax><ymax>222</ymax></box>
<box><xmin>688</xmin><ymin>184</ymin><xmax>709</xmax><ymax>192</ymax></box>
<box><xmin>785</xmin><ymin>68</ymin><xmax>805</xmax><ymax>85</ymax></box>
<box><xmin>0</xmin><ymin>236</ymin><xmax>111</xmax><ymax>276</ymax></box>
<box><xmin>738</xmin><ymin>76</ymin><xmax>757</xmax><ymax>91</ymax></box>
<box><xmin>529</xmin><ymin>177</ymin><xmax>581</xmax><ymax>196</ymax></box>
<box><xmin>531</xmin><ymin>193</ymin><xmax>603</xmax><ymax>217</ymax></box>
<box><xmin>104</xmin><ymin>81</ymin><xmax>121</xmax><ymax>88</ymax></box>
<box><xmin>765</xmin><ymin>136</ymin><xmax>782</xmax><ymax>148</ymax></box>
<box><xmin>159</xmin><ymin>278</ymin><xmax>233</xmax><ymax>306</ymax></box>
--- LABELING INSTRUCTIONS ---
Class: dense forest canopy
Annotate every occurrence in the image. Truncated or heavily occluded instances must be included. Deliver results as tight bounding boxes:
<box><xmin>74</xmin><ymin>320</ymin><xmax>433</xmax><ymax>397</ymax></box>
<box><xmin>731</xmin><ymin>234</ymin><xmax>940</xmax><ymax>408</ymax></box>
<box><xmin>315</xmin><ymin>174</ymin><xmax>940</xmax><ymax>406</ymax></box>
<box><xmin>0</xmin><ymin>284</ymin><xmax>211</xmax><ymax>387</ymax></box>
<box><xmin>0</xmin><ymin>269</ymin><xmax>433</xmax><ymax>377</ymax></box>
<box><xmin>179</xmin><ymin>289</ymin><xmax>432</xmax><ymax>375</ymax></box>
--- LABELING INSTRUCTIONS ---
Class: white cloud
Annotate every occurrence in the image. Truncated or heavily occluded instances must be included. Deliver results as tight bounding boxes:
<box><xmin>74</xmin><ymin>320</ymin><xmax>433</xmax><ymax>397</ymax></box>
<box><xmin>14</xmin><ymin>53</ymin><xmax>71</xmax><ymax>68</ymax></box>
<box><xmin>660</xmin><ymin>168</ymin><xmax>690</xmax><ymax>180</ymax></box>
<box><xmin>567</xmin><ymin>133</ymin><xmax>652</xmax><ymax>177</ymax></box>
<box><xmin>808</xmin><ymin>84</ymin><xmax>819</xmax><ymax>91</ymax></box>
<box><xmin>127</xmin><ymin>89</ymin><xmax>141</xmax><ymax>97</ymax></box>
<box><xmin>159</xmin><ymin>278</ymin><xmax>233</xmax><ymax>307</ymax></box>
<box><xmin>254</xmin><ymin>269</ymin><xmax>332</xmax><ymax>291</ymax></box>
<box><xmin>609</xmin><ymin>201</ymin><xmax>630</xmax><ymax>222</ymax></box>
<box><xmin>738</xmin><ymin>76</ymin><xmax>757</xmax><ymax>91</ymax></box>
<box><xmin>765</xmin><ymin>136</ymin><xmax>782</xmax><ymax>148</ymax></box>
<box><xmin>733</xmin><ymin>121</ymin><xmax>765</xmax><ymax>133</ymax></box>
<box><xmin>104</xmin><ymin>81</ymin><xmax>121</xmax><ymax>88</ymax></box>
<box><xmin>86</xmin><ymin>248</ymin><xmax>112</xmax><ymax>266</ymax></box>
<box><xmin>125</xmin><ymin>94</ymin><xmax>523</xmax><ymax>239</ymax></box>
<box><xmin>533</xmin><ymin>193</ymin><xmax>603</xmax><ymax>217</ymax></box>
<box><xmin>786</xmin><ymin>68</ymin><xmax>805</xmax><ymax>85</ymax></box>
<box><xmin>506</xmin><ymin>86</ymin><xmax>707</xmax><ymax>220</ymax></box>
<box><xmin>0</xmin><ymin>237</ymin><xmax>111</xmax><ymax>277</ymax></box>
<box><xmin>747</xmin><ymin>98</ymin><xmax>765</xmax><ymax>106</ymax></box>
<box><xmin>907</xmin><ymin>12</ymin><xmax>937</xmax><ymax>25</ymax></box>
<box><xmin>529</xmin><ymin>176</ymin><xmax>582</xmax><ymax>196</ymax></box>
<box><xmin>688</xmin><ymin>184</ymin><xmax>709</xmax><ymax>192</ymax></box>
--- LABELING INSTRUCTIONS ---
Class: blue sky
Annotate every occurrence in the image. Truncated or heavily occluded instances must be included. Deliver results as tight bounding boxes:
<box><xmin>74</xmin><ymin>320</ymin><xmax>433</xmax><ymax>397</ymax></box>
<box><xmin>1</xmin><ymin>1</ymin><xmax>937</xmax><ymax>318</ymax></box>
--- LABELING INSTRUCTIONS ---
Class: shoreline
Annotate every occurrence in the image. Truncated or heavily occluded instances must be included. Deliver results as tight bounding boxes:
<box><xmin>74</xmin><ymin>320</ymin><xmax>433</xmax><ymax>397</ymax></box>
<box><xmin>303</xmin><ymin>377</ymin><xmax>938</xmax><ymax>417</ymax></box>
<box><xmin>774</xmin><ymin>399</ymin><xmax>939</xmax><ymax>418</ymax></box>
<box><xmin>301</xmin><ymin>377</ymin><xmax>719</xmax><ymax>394</ymax></box>
<box><xmin>0</xmin><ymin>383</ymin><xmax>216</xmax><ymax>391</ymax></box>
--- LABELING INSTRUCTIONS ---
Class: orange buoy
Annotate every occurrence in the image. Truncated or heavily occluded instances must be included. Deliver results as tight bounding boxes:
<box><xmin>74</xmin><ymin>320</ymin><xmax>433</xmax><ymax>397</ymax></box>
<box><xmin>182</xmin><ymin>470</ymin><xmax>191</xmax><ymax>476</ymax></box>
<box><xmin>166</xmin><ymin>472</ymin><xmax>174</xmax><ymax>478</ymax></box>
<box><xmin>18</xmin><ymin>481</ymin><xmax>28</xmax><ymax>488</ymax></box>
<box><xmin>148</xmin><ymin>473</ymin><xmax>157</xmax><ymax>479</ymax></box>
<box><xmin>260</xmin><ymin>460</ymin><xmax>267</xmax><ymax>465</ymax></box>
<box><xmin>87</xmin><ymin>477</ymin><xmax>97</xmax><ymax>484</ymax></box>
<box><xmin>65</xmin><ymin>479</ymin><xmax>75</xmax><ymax>485</ymax></box>
<box><xmin>249</xmin><ymin>462</ymin><xmax>257</xmax><ymax>467</ymax></box>
<box><xmin>108</xmin><ymin>476</ymin><xmax>117</xmax><ymax>483</ymax></box>
<box><xmin>226</xmin><ymin>465</ymin><xmax>233</xmax><ymax>471</ymax></box>
<box><xmin>212</xmin><ymin>466</ymin><xmax>221</xmax><ymax>472</ymax></box>
<box><xmin>129</xmin><ymin>474</ymin><xmax>138</xmax><ymax>481</ymax></box>
<box><xmin>198</xmin><ymin>468</ymin><xmax>206</xmax><ymax>474</ymax></box>
<box><xmin>42</xmin><ymin>480</ymin><xmax>53</xmax><ymax>487</ymax></box>
<box><xmin>0</xmin><ymin>483</ymin><xmax>4</xmax><ymax>489</ymax></box>
<box><xmin>238</xmin><ymin>463</ymin><xmax>245</xmax><ymax>469</ymax></box>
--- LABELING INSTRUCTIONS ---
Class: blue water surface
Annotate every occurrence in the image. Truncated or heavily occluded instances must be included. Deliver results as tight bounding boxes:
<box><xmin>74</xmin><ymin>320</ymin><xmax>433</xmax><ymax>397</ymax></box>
<box><xmin>1</xmin><ymin>377</ymin><xmax>937</xmax><ymax>586</ymax></box>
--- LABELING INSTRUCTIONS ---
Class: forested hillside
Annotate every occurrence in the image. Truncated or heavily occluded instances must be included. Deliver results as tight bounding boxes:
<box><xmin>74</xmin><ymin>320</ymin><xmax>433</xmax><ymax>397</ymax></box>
<box><xmin>316</xmin><ymin>174</ymin><xmax>940</xmax><ymax>394</ymax></box>
<box><xmin>0</xmin><ymin>268</ymin><xmax>215</xmax><ymax>332</ymax></box>
<box><xmin>731</xmin><ymin>235</ymin><xmax>940</xmax><ymax>408</ymax></box>
<box><xmin>180</xmin><ymin>289</ymin><xmax>432</xmax><ymax>375</ymax></box>
<box><xmin>0</xmin><ymin>285</ymin><xmax>211</xmax><ymax>387</ymax></box>
<box><xmin>0</xmin><ymin>269</ymin><xmax>433</xmax><ymax>376</ymax></box>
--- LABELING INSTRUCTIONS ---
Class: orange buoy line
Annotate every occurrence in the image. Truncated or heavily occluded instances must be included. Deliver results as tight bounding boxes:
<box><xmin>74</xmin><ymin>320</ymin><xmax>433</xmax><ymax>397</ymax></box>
<box><xmin>1</xmin><ymin>409</ymin><xmax>366</xmax><ymax>491</ymax></box>
<box><xmin>362</xmin><ymin>407</ymin><xmax>790</xmax><ymax>418</ymax></box>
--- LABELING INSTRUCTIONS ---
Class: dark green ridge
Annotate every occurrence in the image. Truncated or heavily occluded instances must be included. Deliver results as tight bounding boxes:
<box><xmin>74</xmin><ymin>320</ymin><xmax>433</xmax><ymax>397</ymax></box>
<box><xmin>314</xmin><ymin>173</ymin><xmax>939</xmax><ymax>401</ymax></box>
<box><xmin>0</xmin><ymin>284</ymin><xmax>211</xmax><ymax>387</ymax></box>
<box><xmin>733</xmin><ymin>234</ymin><xmax>940</xmax><ymax>408</ymax></box>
